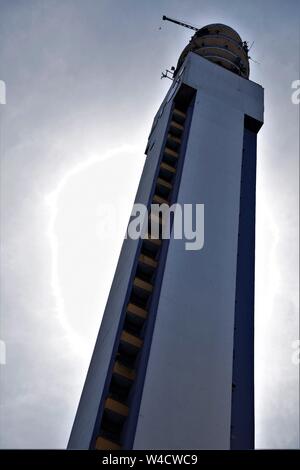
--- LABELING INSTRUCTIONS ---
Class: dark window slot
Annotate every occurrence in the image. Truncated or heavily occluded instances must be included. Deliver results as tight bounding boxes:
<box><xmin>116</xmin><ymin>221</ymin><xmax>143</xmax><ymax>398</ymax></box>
<box><xmin>132</xmin><ymin>280</ymin><xmax>153</xmax><ymax>303</ymax></box>
<box><xmin>166</xmin><ymin>134</ymin><xmax>181</xmax><ymax>152</ymax></box>
<box><xmin>125</xmin><ymin>310</ymin><xmax>146</xmax><ymax>327</ymax></box>
<box><xmin>108</xmin><ymin>377</ymin><xmax>131</xmax><ymax>404</ymax></box>
<box><xmin>116</xmin><ymin>345</ymin><xmax>139</xmax><ymax>369</ymax></box>
<box><xmin>140</xmin><ymin>244</ymin><xmax>157</xmax><ymax>259</ymax></box>
<box><xmin>158</xmin><ymin>167</ymin><xmax>175</xmax><ymax>183</ymax></box>
<box><xmin>168</xmin><ymin>130</ymin><xmax>181</xmax><ymax>142</ymax></box>
<box><xmin>123</xmin><ymin>315</ymin><xmax>143</xmax><ymax>337</ymax></box>
<box><xmin>99</xmin><ymin>430</ymin><xmax>121</xmax><ymax>446</ymax></box>
<box><xmin>172</xmin><ymin>108</ymin><xmax>186</xmax><ymax>125</ymax></box>
<box><xmin>100</xmin><ymin>412</ymin><xmax>124</xmax><ymax>440</ymax></box>
<box><xmin>137</xmin><ymin>258</ymin><xmax>156</xmax><ymax>278</ymax></box>
<box><xmin>140</xmin><ymin>240</ymin><xmax>160</xmax><ymax>259</ymax></box>
<box><xmin>161</xmin><ymin>154</ymin><xmax>178</xmax><ymax>168</ymax></box>
<box><xmin>169</xmin><ymin>123</ymin><xmax>183</xmax><ymax>138</ymax></box>
<box><xmin>129</xmin><ymin>291</ymin><xmax>148</xmax><ymax>310</ymax></box>
<box><xmin>155</xmin><ymin>183</ymin><xmax>171</xmax><ymax>200</ymax></box>
<box><xmin>162</xmin><ymin>153</ymin><xmax>179</xmax><ymax>168</ymax></box>
<box><xmin>135</xmin><ymin>265</ymin><xmax>154</xmax><ymax>284</ymax></box>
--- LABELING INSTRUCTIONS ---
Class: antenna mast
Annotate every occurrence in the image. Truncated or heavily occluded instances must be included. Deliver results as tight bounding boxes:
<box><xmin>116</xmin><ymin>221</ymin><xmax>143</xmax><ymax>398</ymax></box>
<box><xmin>162</xmin><ymin>15</ymin><xmax>199</xmax><ymax>32</ymax></box>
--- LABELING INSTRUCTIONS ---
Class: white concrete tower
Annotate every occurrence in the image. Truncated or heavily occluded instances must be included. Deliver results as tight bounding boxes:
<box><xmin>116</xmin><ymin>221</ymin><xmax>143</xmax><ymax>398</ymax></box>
<box><xmin>68</xmin><ymin>23</ymin><xmax>264</xmax><ymax>450</ymax></box>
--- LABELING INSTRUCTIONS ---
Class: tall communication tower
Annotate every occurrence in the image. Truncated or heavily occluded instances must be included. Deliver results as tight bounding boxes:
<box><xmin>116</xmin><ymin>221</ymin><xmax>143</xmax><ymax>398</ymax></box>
<box><xmin>68</xmin><ymin>18</ymin><xmax>264</xmax><ymax>450</ymax></box>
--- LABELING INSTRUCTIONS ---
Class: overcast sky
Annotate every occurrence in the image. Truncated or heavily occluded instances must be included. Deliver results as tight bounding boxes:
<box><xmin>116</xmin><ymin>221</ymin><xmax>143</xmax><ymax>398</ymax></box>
<box><xmin>0</xmin><ymin>0</ymin><xmax>299</xmax><ymax>449</ymax></box>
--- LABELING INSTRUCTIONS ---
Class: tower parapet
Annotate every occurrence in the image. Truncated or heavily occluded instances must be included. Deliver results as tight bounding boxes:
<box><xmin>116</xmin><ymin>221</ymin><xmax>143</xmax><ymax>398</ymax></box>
<box><xmin>175</xmin><ymin>23</ymin><xmax>250</xmax><ymax>79</ymax></box>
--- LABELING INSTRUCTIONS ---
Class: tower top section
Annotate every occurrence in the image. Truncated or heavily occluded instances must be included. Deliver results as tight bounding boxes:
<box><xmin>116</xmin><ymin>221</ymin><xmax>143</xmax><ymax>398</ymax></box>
<box><xmin>173</xmin><ymin>23</ymin><xmax>250</xmax><ymax>79</ymax></box>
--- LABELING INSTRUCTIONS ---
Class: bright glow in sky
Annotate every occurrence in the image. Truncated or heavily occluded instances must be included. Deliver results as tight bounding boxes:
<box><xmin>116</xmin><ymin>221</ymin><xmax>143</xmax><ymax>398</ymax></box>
<box><xmin>0</xmin><ymin>0</ymin><xmax>299</xmax><ymax>449</ymax></box>
<box><xmin>45</xmin><ymin>146</ymin><xmax>143</xmax><ymax>357</ymax></box>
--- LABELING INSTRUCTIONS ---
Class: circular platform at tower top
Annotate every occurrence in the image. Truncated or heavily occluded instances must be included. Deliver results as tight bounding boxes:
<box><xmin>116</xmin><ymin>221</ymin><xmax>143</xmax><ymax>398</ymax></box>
<box><xmin>175</xmin><ymin>23</ymin><xmax>250</xmax><ymax>79</ymax></box>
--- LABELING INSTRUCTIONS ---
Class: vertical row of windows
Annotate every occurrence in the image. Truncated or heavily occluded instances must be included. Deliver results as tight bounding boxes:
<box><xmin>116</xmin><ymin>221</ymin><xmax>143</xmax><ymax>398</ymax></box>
<box><xmin>94</xmin><ymin>85</ymin><xmax>195</xmax><ymax>450</ymax></box>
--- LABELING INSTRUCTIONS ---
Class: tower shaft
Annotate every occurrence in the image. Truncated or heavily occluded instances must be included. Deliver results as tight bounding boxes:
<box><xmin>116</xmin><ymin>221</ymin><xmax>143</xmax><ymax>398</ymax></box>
<box><xmin>68</xmin><ymin>44</ymin><xmax>264</xmax><ymax>450</ymax></box>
